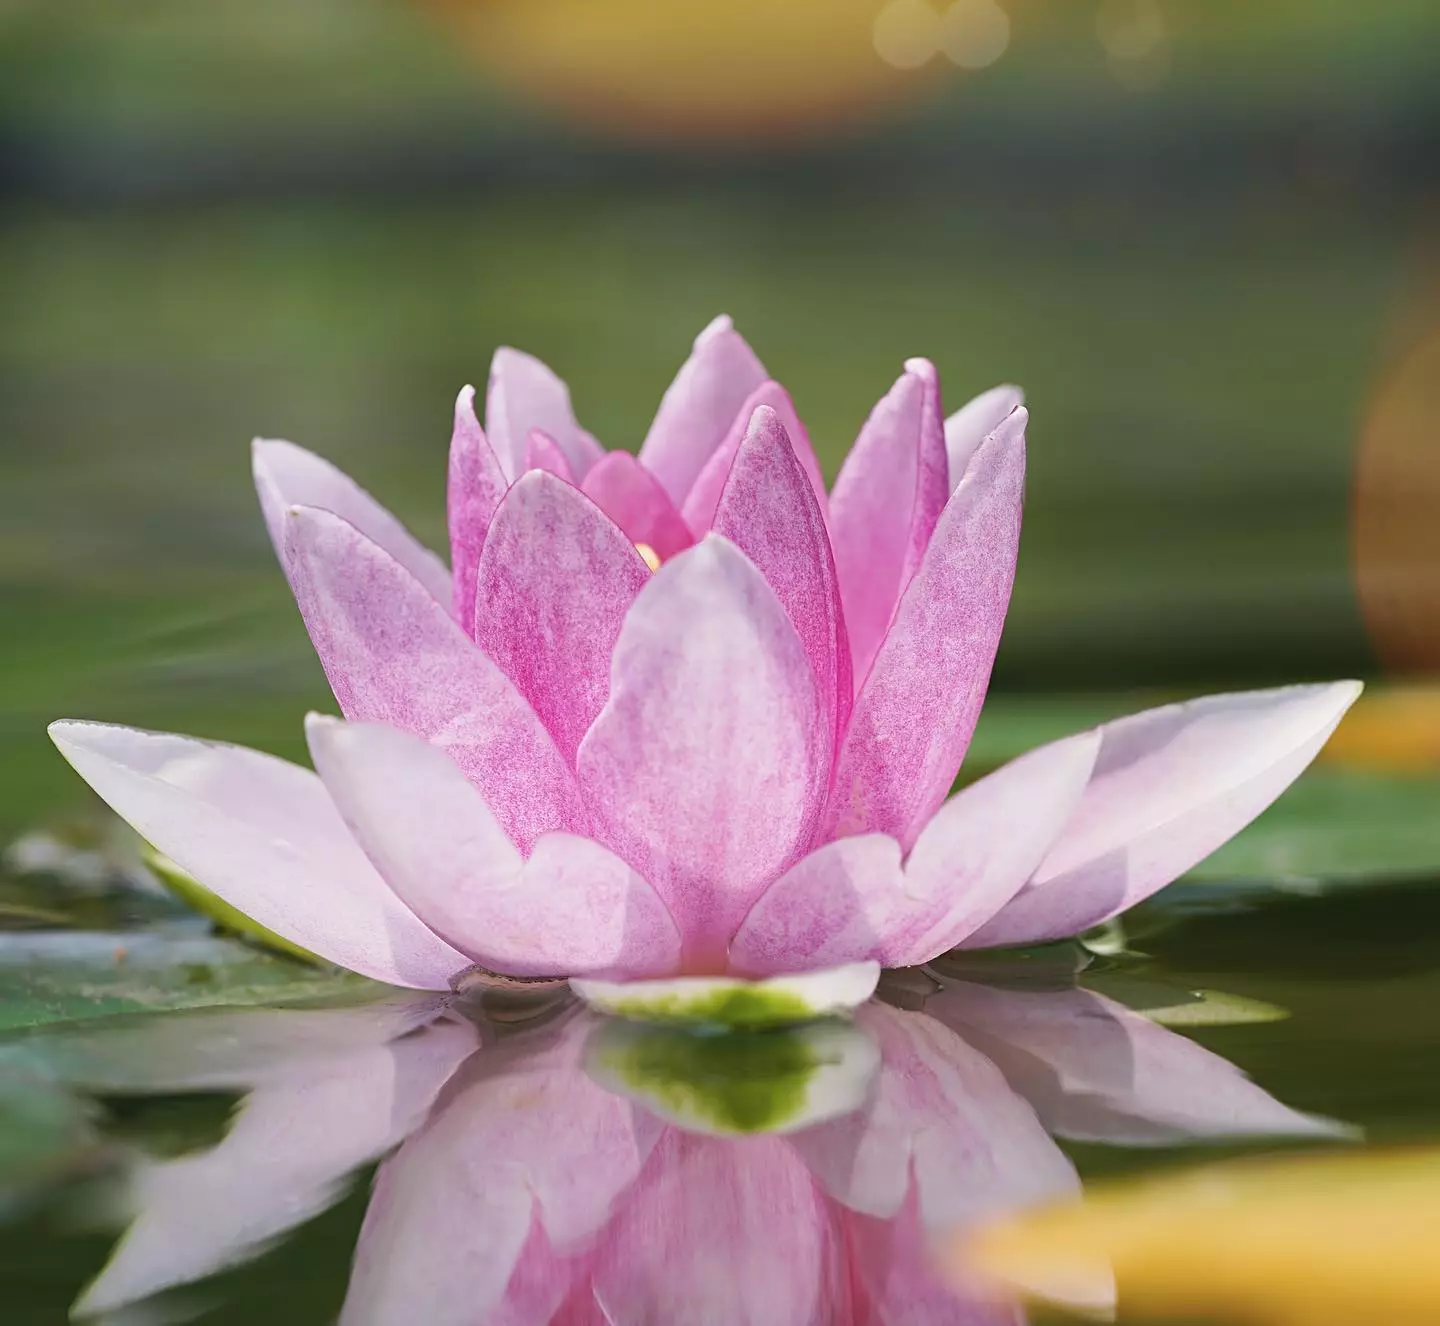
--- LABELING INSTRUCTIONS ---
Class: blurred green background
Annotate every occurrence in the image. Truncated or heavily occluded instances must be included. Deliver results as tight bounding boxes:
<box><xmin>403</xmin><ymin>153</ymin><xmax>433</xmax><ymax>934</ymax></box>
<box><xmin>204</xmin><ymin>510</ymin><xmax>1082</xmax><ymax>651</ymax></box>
<box><xmin>2</xmin><ymin>0</ymin><xmax>1438</xmax><ymax>843</ymax></box>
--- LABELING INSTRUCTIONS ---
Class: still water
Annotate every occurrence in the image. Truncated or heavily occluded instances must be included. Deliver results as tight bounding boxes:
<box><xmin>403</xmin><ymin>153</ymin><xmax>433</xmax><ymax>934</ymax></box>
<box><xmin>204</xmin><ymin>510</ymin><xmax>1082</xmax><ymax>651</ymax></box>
<box><xmin>3</xmin><ymin>876</ymin><xmax>1440</xmax><ymax>1324</ymax></box>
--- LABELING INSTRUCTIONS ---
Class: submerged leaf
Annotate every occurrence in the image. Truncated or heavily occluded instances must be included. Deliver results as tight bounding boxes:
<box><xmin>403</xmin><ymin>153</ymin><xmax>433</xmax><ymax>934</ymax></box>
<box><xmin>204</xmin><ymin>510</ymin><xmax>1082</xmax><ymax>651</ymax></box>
<box><xmin>958</xmin><ymin>1147</ymin><xmax>1440</xmax><ymax>1326</ymax></box>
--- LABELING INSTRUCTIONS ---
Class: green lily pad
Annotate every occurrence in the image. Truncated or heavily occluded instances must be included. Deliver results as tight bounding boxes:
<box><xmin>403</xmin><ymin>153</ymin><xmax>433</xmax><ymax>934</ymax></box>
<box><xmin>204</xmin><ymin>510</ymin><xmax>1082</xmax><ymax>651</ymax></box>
<box><xmin>1187</xmin><ymin>767</ymin><xmax>1440</xmax><ymax>885</ymax></box>
<box><xmin>0</xmin><ymin>1069</ymin><xmax>99</xmax><ymax>1209</ymax></box>
<box><xmin>0</xmin><ymin>930</ymin><xmax>376</xmax><ymax>1034</ymax></box>
<box><xmin>586</xmin><ymin>1018</ymin><xmax>879</xmax><ymax>1136</ymax></box>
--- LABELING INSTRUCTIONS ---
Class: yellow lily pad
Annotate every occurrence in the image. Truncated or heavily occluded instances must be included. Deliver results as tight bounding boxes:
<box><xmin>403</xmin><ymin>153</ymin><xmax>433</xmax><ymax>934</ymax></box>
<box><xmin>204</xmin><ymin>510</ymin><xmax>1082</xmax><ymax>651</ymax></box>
<box><xmin>958</xmin><ymin>1146</ymin><xmax>1440</xmax><ymax>1326</ymax></box>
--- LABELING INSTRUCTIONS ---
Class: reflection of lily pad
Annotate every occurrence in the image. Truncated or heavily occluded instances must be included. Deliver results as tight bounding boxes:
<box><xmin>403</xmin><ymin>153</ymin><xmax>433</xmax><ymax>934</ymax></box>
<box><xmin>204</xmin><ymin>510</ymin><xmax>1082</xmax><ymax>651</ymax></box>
<box><xmin>586</xmin><ymin>1018</ymin><xmax>879</xmax><ymax>1136</ymax></box>
<box><xmin>0</xmin><ymin>930</ymin><xmax>372</xmax><ymax>1033</ymax></box>
<box><xmin>0</xmin><ymin>1069</ymin><xmax>99</xmax><ymax>1210</ymax></box>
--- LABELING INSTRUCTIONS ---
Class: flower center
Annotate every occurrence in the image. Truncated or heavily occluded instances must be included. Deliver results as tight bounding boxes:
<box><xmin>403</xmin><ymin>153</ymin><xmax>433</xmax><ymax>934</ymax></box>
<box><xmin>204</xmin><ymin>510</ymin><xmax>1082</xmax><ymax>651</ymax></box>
<box><xmin>634</xmin><ymin>542</ymin><xmax>663</xmax><ymax>572</ymax></box>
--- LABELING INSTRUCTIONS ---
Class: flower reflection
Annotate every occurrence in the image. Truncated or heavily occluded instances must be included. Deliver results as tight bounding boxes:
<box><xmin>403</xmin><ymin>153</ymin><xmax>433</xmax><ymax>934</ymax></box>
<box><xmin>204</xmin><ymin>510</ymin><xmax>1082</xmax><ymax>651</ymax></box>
<box><xmin>52</xmin><ymin>976</ymin><xmax>1341</xmax><ymax>1322</ymax></box>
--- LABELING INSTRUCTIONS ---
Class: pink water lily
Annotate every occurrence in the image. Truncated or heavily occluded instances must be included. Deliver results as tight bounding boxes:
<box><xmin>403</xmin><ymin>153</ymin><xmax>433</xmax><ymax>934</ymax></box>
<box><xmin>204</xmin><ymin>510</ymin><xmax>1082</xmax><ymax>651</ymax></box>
<box><xmin>49</xmin><ymin>316</ymin><xmax>1362</xmax><ymax>1024</ymax></box>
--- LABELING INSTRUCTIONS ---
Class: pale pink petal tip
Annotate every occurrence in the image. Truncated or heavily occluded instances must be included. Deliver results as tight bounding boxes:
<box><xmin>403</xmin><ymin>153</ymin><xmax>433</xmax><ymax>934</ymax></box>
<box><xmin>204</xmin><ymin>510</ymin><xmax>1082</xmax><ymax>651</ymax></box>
<box><xmin>585</xmin><ymin>1018</ymin><xmax>881</xmax><ymax>1136</ymax></box>
<box><xmin>570</xmin><ymin>961</ymin><xmax>880</xmax><ymax>1030</ymax></box>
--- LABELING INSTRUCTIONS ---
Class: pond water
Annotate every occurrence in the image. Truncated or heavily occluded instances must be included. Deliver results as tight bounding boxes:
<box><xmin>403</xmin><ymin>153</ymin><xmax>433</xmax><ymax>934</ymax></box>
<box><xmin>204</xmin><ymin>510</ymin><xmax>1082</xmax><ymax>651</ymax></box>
<box><xmin>2</xmin><ymin>866</ymin><xmax>1439</xmax><ymax>1324</ymax></box>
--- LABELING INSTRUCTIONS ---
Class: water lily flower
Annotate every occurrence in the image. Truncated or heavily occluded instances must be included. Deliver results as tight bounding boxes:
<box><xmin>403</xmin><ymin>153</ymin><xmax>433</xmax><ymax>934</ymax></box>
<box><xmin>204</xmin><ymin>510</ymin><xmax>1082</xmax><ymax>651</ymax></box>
<box><xmin>57</xmin><ymin>974</ymin><xmax>1342</xmax><ymax>1321</ymax></box>
<box><xmin>49</xmin><ymin>318</ymin><xmax>1363</xmax><ymax>1025</ymax></box>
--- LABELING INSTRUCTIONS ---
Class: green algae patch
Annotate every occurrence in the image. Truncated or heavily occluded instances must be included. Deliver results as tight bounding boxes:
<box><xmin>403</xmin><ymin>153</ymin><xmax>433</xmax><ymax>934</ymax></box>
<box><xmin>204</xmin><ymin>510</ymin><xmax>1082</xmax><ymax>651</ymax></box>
<box><xmin>601</xmin><ymin>985</ymin><xmax>817</xmax><ymax>1032</ymax></box>
<box><xmin>143</xmin><ymin>846</ymin><xmax>320</xmax><ymax>965</ymax></box>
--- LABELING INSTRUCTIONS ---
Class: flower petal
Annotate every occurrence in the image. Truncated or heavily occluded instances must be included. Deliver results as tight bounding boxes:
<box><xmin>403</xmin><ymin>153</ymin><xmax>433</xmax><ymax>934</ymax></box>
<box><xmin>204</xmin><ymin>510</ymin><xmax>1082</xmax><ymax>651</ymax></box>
<box><xmin>253</xmin><ymin>437</ymin><xmax>452</xmax><ymax>608</ymax></box>
<box><xmin>793</xmin><ymin>1002</ymin><xmax>1078</xmax><ymax>1227</ymax></box>
<box><xmin>580</xmin><ymin>450</ymin><xmax>694</xmax><ymax>561</ymax></box>
<box><xmin>680</xmin><ymin>380</ymin><xmax>828</xmax><ymax>536</ymax></box>
<box><xmin>712</xmin><ymin>403</ymin><xmax>850</xmax><ymax>747</ymax></box>
<box><xmin>896</xmin><ymin>730</ymin><xmax>1102</xmax><ymax>964</ymax></box>
<box><xmin>75</xmin><ymin>1019</ymin><xmax>475</xmax><ymax>1319</ymax></box>
<box><xmin>308</xmin><ymin>717</ymin><xmax>681</xmax><ymax>979</ymax></box>
<box><xmin>591</xmin><ymin>1132</ymin><xmax>849</xmax><ymax>1326</ymax></box>
<box><xmin>486</xmin><ymin>346</ymin><xmax>604</xmax><ymax>482</ymax></box>
<box><xmin>822</xmin><ymin>409</ymin><xmax>1026</xmax><ymax>848</ymax></box>
<box><xmin>927</xmin><ymin>982</ymin><xmax>1344</xmax><ymax>1145</ymax></box>
<box><xmin>283</xmin><ymin>505</ymin><xmax>586</xmax><ymax>850</ymax></box>
<box><xmin>944</xmin><ymin>384</ymin><xmax>1024</xmax><ymax>489</ymax></box>
<box><xmin>474</xmin><ymin>471</ymin><xmax>650</xmax><ymax>764</ymax></box>
<box><xmin>445</xmin><ymin>386</ymin><xmax>509</xmax><ymax>636</ymax></box>
<box><xmin>732</xmin><ymin>731</ymin><xmax>1097</xmax><ymax>974</ymax></box>
<box><xmin>828</xmin><ymin>360</ymin><xmax>949</xmax><ymax>686</ymax></box>
<box><xmin>963</xmin><ymin>681</ymin><xmax>1364</xmax><ymax>947</ymax></box>
<box><xmin>525</xmin><ymin>428</ymin><xmax>576</xmax><ymax>482</ymax></box>
<box><xmin>729</xmin><ymin>835</ymin><xmax>906</xmax><ymax>976</ymax></box>
<box><xmin>571</xmin><ymin>962</ymin><xmax>880</xmax><ymax>1029</ymax></box>
<box><xmin>47</xmin><ymin>721</ymin><xmax>466</xmax><ymax>988</ymax></box>
<box><xmin>637</xmin><ymin>314</ymin><xmax>769</xmax><ymax>504</ymax></box>
<box><xmin>576</xmin><ymin>537</ymin><xmax>828</xmax><ymax>965</ymax></box>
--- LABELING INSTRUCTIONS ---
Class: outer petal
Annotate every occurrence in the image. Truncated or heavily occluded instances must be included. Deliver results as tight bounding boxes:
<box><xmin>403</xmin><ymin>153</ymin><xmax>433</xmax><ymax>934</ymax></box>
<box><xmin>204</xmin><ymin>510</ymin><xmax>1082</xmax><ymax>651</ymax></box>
<box><xmin>576</xmin><ymin>537</ymin><xmax>828</xmax><ymax>966</ymax></box>
<box><xmin>637</xmin><ymin>314</ymin><xmax>769</xmax><ymax>504</ymax></box>
<box><xmin>792</xmin><ymin>1003</ymin><xmax>1077</xmax><ymax>1229</ymax></box>
<box><xmin>74</xmin><ymin>1020</ymin><xmax>473</xmax><ymax>1318</ymax></box>
<box><xmin>828</xmin><ymin>361</ymin><xmax>949</xmax><ymax>686</ymax></box>
<box><xmin>963</xmin><ymin>681</ymin><xmax>1364</xmax><ymax>947</ymax></box>
<box><xmin>446</xmin><ymin>385</ymin><xmax>508</xmax><ymax>635</ymax></box>
<box><xmin>47</xmin><ymin>722</ymin><xmax>466</xmax><ymax>988</ymax></box>
<box><xmin>944</xmin><ymin>384</ymin><xmax>1024</xmax><ymax>490</ymax></box>
<box><xmin>308</xmin><ymin>717</ymin><xmax>681</xmax><ymax>979</ymax></box>
<box><xmin>486</xmin><ymin>346</ymin><xmax>604</xmax><ymax>482</ymax></box>
<box><xmin>822</xmin><ymin>411</ymin><xmax>1026</xmax><ymax>848</ymax></box>
<box><xmin>525</xmin><ymin>428</ymin><xmax>576</xmax><ymax>482</ymax></box>
<box><xmin>253</xmin><ymin>437</ymin><xmax>451</xmax><ymax>608</ymax></box>
<box><xmin>712</xmin><ymin>404</ymin><xmax>849</xmax><ymax>748</ymax></box>
<box><xmin>473</xmin><ymin>471</ymin><xmax>650</xmax><ymax>764</ymax></box>
<box><xmin>732</xmin><ymin>732</ymin><xmax>1097</xmax><ymax>974</ymax></box>
<box><xmin>927</xmin><ymin>982</ymin><xmax>1343</xmax><ymax>1145</ymax></box>
<box><xmin>283</xmin><ymin>505</ymin><xmax>586</xmax><ymax>850</ymax></box>
<box><xmin>572</xmin><ymin>962</ymin><xmax>880</xmax><ymax>1029</ymax></box>
<box><xmin>680</xmin><ymin>380</ymin><xmax>829</xmax><ymax>536</ymax></box>
<box><xmin>580</xmin><ymin>450</ymin><xmax>694</xmax><ymax>561</ymax></box>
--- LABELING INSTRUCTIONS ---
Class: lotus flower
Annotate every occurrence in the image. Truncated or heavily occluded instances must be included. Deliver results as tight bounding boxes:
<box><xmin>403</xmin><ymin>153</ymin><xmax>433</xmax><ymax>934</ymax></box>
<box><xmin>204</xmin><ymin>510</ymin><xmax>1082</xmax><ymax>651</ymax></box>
<box><xmin>49</xmin><ymin>316</ymin><xmax>1362</xmax><ymax>1024</ymax></box>
<box><xmin>56</xmin><ymin>974</ymin><xmax>1341</xmax><ymax>1321</ymax></box>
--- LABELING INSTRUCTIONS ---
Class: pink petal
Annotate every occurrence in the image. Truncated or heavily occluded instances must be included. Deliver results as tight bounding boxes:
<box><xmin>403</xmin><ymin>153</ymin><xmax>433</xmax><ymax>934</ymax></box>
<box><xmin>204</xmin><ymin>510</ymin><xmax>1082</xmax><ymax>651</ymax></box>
<box><xmin>253</xmin><ymin>437</ymin><xmax>451</xmax><ymax>609</ymax></box>
<box><xmin>525</xmin><ymin>428</ymin><xmax>576</xmax><ymax>482</ymax></box>
<box><xmin>944</xmin><ymin>384</ymin><xmax>1024</xmax><ymax>490</ymax></box>
<box><xmin>636</xmin><ymin>314</ymin><xmax>769</xmax><ymax>504</ymax></box>
<box><xmin>474</xmin><ymin>471</ymin><xmax>651</xmax><ymax>764</ymax></box>
<box><xmin>731</xmin><ymin>732</ymin><xmax>1097</xmax><ymax>974</ymax></box>
<box><xmin>76</xmin><ymin>1019</ymin><xmax>474</xmax><ymax>1318</ymax></box>
<box><xmin>927</xmin><ymin>982</ymin><xmax>1342</xmax><ymax>1145</ymax></box>
<box><xmin>308</xmin><ymin>717</ymin><xmax>681</xmax><ymax>979</ymax></box>
<box><xmin>680</xmin><ymin>380</ymin><xmax>828</xmax><ymax>537</ymax></box>
<box><xmin>896</xmin><ymin>731</ymin><xmax>1101</xmax><ymax>964</ymax></box>
<box><xmin>446</xmin><ymin>385</ymin><xmax>508</xmax><ymax>637</ymax></box>
<box><xmin>822</xmin><ymin>410</ymin><xmax>1026</xmax><ymax>849</ymax></box>
<box><xmin>486</xmin><ymin>346</ymin><xmax>604</xmax><ymax>482</ymax></box>
<box><xmin>580</xmin><ymin>450</ymin><xmax>694</xmax><ymax>561</ymax></box>
<box><xmin>591</xmin><ymin>1131</ymin><xmax>851</xmax><ymax>1326</ymax></box>
<box><xmin>47</xmin><ymin>721</ymin><xmax>467</xmax><ymax>988</ymax></box>
<box><xmin>712</xmin><ymin>404</ymin><xmax>850</xmax><ymax>749</ymax></box>
<box><xmin>792</xmin><ymin>1002</ymin><xmax>1077</xmax><ymax>1229</ymax></box>
<box><xmin>962</xmin><ymin>681</ymin><xmax>1364</xmax><ymax>947</ymax></box>
<box><xmin>828</xmin><ymin>361</ymin><xmax>949</xmax><ymax>687</ymax></box>
<box><xmin>729</xmin><ymin>835</ymin><xmax>906</xmax><ymax>977</ymax></box>
<box><xmin>283</xmin><ymin>505</ymin><xmax>586</xmax><ymax>850</ymax></box>
<box><xmin>343</xmin><ymin>1016</ymin><xmax>653</xmax><ymax>1326</ymax></box>
<box><xmin>576</xmin><ymin>537</ymin><xmax>828</xmax><ymax>968</ymax></box>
